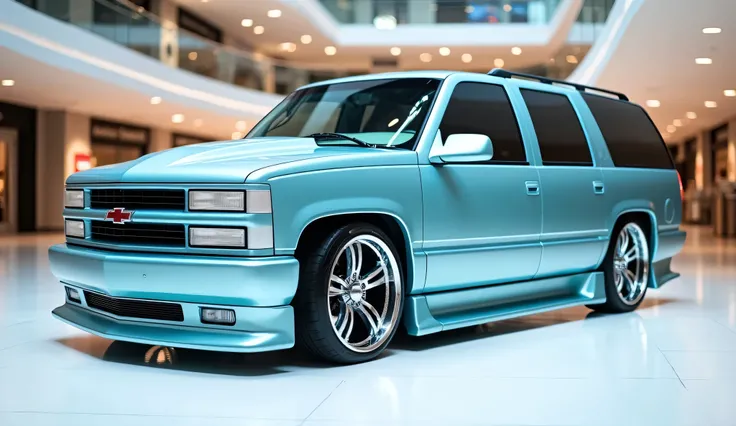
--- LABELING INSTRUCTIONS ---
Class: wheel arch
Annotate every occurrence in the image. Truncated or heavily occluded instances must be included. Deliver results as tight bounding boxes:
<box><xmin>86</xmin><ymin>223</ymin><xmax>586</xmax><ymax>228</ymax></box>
<box><xmin>295</xmin><ymin>212</ymin><xmax>417</xmax><ymax>294</ymax></box>
<box><xmin>603</xmin><ymin>208</ymin><xmax>660</xmax><ymax>288</ymax></box>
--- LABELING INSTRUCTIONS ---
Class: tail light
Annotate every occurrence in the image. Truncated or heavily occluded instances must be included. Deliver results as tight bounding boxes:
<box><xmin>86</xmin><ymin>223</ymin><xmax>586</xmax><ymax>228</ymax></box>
<box><xmin>677</xmin><ymin>171</ymin><xmax>684</xmax><ymax>201</ymax></box>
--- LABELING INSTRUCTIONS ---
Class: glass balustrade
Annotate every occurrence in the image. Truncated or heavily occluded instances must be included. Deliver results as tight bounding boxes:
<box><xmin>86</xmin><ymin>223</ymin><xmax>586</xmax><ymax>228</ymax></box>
<box><xmin>15</xmin><ymin>0</ymin><xmax>617</xmax><ymax>94</ymax></box>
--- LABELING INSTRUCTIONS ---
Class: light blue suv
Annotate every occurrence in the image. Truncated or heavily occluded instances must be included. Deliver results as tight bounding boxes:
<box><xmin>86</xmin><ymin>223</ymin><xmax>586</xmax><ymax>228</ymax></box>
<box><xmin>50</xmin><ymin>69</ymin><xmax>686</xmax><ymax>364</ymax></box>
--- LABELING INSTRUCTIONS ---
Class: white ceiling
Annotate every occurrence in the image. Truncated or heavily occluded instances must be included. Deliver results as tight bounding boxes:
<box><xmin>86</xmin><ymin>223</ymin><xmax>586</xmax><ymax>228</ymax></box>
<box><xmin>580</xmin><ymin>0</ymin><xmax>736</xmax><ymax>143</ymax></box>
<box><xmin>171</xmin><ymin>0</ymin><xmax>585</xmax><ymax>71</ymax></box>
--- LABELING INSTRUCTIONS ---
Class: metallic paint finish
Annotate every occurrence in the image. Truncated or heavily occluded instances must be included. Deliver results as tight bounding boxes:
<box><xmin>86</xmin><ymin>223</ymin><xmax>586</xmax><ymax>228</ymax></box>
<box><xmin>49</xmin><ymin>244</ymin><xmax>299</xmax><ymax>307</ymax></box>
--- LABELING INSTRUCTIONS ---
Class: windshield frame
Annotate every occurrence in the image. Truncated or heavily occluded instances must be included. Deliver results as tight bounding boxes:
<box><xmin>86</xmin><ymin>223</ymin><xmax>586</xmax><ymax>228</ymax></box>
<box><xmin>244</xmin><ymin>77</ymin><xmax>444</xmax><ymax>151</ymax></box>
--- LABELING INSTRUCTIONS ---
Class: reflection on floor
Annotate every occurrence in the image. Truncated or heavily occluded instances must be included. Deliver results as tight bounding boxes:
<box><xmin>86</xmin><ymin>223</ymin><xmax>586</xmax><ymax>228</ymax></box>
<box><xmin>0</xmin><ymin>226</ymin><xmax>735</xmax><ymax>425</ymax></box>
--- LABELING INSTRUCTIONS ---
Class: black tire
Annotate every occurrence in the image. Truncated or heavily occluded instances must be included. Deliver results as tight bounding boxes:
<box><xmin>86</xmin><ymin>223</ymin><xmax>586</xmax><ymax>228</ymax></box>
<box><xmin>293</xmin><ymin>222</ymin><xmax>405</xmax><ymax>364</ymax></box>
<box><xmin>588</xmin><ymin>220</ymin><xmax>650</xmax><ymax>314</ymax></box>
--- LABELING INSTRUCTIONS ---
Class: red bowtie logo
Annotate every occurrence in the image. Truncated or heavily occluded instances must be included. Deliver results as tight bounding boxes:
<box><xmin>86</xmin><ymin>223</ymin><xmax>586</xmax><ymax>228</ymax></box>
<box><xmin>105</xmin><ymin>207</ymin><xmax>133</xmax><ymax>224</ymax></box>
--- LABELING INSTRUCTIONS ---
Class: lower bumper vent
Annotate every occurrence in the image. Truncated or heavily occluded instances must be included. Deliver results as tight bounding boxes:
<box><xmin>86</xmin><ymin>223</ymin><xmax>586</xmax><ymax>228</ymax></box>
<box><xmin>84</xmin><ymin>291</ymin><xmax>184</xmax><ymax>322</ymax></box>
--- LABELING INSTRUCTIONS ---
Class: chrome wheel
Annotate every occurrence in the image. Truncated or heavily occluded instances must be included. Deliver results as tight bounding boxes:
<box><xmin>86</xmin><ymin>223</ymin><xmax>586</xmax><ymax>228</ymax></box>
<box><xmin>327</xmin><ymin>235</ymin><xmax>402</xmax><ymax>353</ymax></box>
<box><xmin>613</xmin><ymin>223</ymin><xmax>649</xmax><ymax>305</ymax></box>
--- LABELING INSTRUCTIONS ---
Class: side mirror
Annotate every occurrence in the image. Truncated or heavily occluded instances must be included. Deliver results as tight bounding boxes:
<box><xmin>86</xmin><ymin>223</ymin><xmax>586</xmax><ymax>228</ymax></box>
<box><xmin>429</xmin><ymin>133</ymin><xmax>494</xmax><ymax>164</ymax></box>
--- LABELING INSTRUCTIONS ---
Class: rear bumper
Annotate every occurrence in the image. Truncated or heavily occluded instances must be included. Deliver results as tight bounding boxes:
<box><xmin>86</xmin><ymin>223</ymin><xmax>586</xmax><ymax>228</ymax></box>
<box><xmin>48</xmin><ymin>243</ymin><xmax>299</xmax><ymax>352</ymax></box>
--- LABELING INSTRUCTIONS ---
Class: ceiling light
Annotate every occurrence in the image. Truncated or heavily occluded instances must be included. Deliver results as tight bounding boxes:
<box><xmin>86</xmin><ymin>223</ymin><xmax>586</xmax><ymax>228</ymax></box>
<box><xmin>511</xmin><ymin>47</ymin><xmax>522</xmax><ymax>55</ymax></box>
<box><xmin>172</xmin><ymin>114</ymin><xmax>185</xmax><ymax>124</ymax></box>
<box><xmin>420</xmin><ymin>53</ymin><xmax>432</xmax><ymax>63</ymax></box>
<box><xmin>566</xmin><ymin>55</ymin><xmax>578</xmax><ymax>64</ymax></box>
<box><xmin>300</xmin><ymin>34</ymin><xmax>312</xmax><ymax>44</ymax></box>
<box><xmin>241</xmin><ymin>19</ymin><xmax>253</xmax><ymax>27</ymax></box>
<box><xmin>188</xmin><ymin>51</ymin><xmax>198</xmax><ymax>60</ymax></box>
<box><xmin>705</xmin><ymin>101</ymin><xmax>717</xmax><ymax>108</ymax></box>
<box><xmin>646</xmin><ymin>100</ymin><xmax>660</xmax><ymax>108</ymax></box>
<box><xmin>279</xmin><ymin>42</ymin><xmax>296</xmax><ymax>53</ymax></box>
<box><xmin>724</xmin><ymin>89</ymin><xmax>736</xmax><ymax>97</ymax></box>
<box><xmin>695</xmin><ymin>57</ymin><xmax>712</xmax><ymax>65</ymax></box>
<box><xmin>235</xmin><ymin>121</ymin><xmax>248</xmax><ymax>132</ymax></box>
<box><xmin>373</xmin><ymin>15</ymin><xmax>397</xmax><ymax>30</ymax></box>
<box><xmin>666</xmin><ymin>125</ymin><xmax>677</xmax><ymax>133</ymax></box>
<box><xmin>194</xmin><ymin>119</ymin><xmax>203</xmax><ymax>127</ymax></box>
<box><xmin>324</xmin><ymin>46</ymin><xmax>337</xmax><ymax>56</ymax></box>
<box><xmin>503</xmin><ymin>4</ymin><xmax>512</xmax><ymax>12</ymax></box>
<box><xmin>461</xmin><ymin>53</ymin><xmax>472</xmax><ymax>63</ymax></box>
<box><xmin>702</xmin><ymin>27</ymin><xmax>721</xmax><ymax>34</ymax></box>
<box><xmin>267</xmin><ymin>9</ymin><xmax>282</xmax><ymax>18</ymax></box>
<box><xmin>673</xmin><ymin>119</ymin><xmax>683</xmax><ymax>127</ymax></box>
<box><xmin>390</xmin><ymin>47</ymin><xmax>401</xmax><ymax>56</ymax></box>
<box><xmin>1</xmin><ymin>79</ymin><xmax>15</xmax><ymax>87</ymax></box>
<box><xmin>388</xmin><ymin>118</ymin><xmax>399</xmax><ymax>127</ymax></box>
<box><xmin>231</xmin><ymin>131</ymin><xmax>243</xmax><ymax>139</ymax></box>
<box><xmin>201</xmin><ymin>0</ymin><xmax>208</xmax><ymax>2</ymax></box>
<box><xmin>686</xmin><ymin>112</ymin><xmax>697</xmax><ymax>119</ymax></box>
<box><xmin>494</xmin><ymin>58</ymin><xmax>505</xmax><ymax>67</ymax></box>
<box><xmin>439</xmin><ymin>47</ymin><xmax>451</xmax><ymax>56</ymax></box>
<box><xmin>253</xmin><ymin>25</ymin><xmax>264</xmax><ymax>35</ymax></box>
<box><xmin>150</xmin><ymin>96</ymin><xmax>162</xmax><ymax>105</ymax></box>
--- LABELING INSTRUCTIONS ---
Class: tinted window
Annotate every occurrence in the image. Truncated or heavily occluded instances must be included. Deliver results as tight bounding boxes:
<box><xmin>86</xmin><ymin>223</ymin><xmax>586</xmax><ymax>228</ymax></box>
<box><xmin>439</xmin><ymin>82</ymin><xmax>526</xmax><ymax>163</ymax></box>
<box><xmin>582</xmin><ymin>93</ymin><xmax>674</xmax><ymax>169</ymax></box>
<box><xmin>521</xmin><ymin>89</ymin><xmax>592</xmax><ymax>166</ymax></box>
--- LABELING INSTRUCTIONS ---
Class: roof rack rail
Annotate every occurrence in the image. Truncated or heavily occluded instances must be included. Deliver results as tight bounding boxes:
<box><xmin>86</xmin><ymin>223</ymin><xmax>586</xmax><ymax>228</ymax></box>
<box><xmin>488</xmin><ymin>68</ymin><xmax>629</xmax><ymax>101</ymax></box>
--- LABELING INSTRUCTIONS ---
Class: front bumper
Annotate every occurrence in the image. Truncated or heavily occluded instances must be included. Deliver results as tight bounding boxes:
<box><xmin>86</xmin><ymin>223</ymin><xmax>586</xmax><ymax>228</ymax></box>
<box><xmin>48</xmin><ymin>244</ymin><xmax>299</xmax><ymax>352</ymax></box>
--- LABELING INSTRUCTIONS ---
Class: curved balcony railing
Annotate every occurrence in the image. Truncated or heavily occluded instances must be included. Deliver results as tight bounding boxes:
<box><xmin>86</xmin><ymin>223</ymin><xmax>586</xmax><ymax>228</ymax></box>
<box><xmin>16</xmin><ymin>0</ymin><xmax>616</xmax><ymax>95</ymax></box>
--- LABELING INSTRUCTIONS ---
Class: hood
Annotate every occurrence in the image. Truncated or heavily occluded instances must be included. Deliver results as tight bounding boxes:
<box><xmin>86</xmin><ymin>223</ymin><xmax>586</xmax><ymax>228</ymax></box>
<box><xmin>66</xmin><ymin>138</ymin><xmax>407</xmax><ymax>184</ymax></box>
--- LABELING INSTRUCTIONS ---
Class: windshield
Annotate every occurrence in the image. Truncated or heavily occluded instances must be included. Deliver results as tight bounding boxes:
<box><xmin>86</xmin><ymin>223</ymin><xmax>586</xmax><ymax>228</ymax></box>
<box><xmin>246</xmin><ymin>78</ymin><xmax>441</xmax><ymax>150</ymax></box>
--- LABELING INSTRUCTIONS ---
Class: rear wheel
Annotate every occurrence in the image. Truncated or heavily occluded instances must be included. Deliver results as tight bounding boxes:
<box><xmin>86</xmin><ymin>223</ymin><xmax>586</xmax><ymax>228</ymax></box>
<box><xmin>294</xmin><ymin>223</ymin><xmax>404</xmax><ymax>364</ymax></box>
<box><xmin>588</xmin><ymin>221</ymin><xmax>650</xmax><ymax>313</ymax></box>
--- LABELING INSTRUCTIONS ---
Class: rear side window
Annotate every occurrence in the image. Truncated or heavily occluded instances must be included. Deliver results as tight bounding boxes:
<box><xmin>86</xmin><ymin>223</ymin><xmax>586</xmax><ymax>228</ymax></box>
<box><xmin>520</xmin><ymin>89</ymin><xmax>593</xmax><ymax>166</ymax></box>
<box><xmin>439</xmin><ymin>82</ymin><xmax>527</xmax><ymax>163</ymax></box>
<box><xmin>581</xmin><ymin>93</ymin><xmax>674</xmax><ymax>169</ymax></box>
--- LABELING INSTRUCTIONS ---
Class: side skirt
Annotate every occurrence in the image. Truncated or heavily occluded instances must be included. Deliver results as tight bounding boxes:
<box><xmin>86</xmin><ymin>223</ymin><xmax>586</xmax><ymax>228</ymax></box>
<box><xmin>403</xmin><ymin>271</ymin><xmax>606</xmax><ymax>336</ymax></box>
<box><xmin>649</xmin><ymin>257</ymin><xmax>680</xmax><ymax>289</ymax></box>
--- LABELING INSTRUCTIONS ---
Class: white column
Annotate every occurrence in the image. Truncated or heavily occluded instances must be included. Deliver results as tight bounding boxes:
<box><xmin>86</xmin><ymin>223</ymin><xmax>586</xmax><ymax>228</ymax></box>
<box><xmin>67</xmin><ymin>0</ymin><xmax>94</xmax><ymax>24</ymax></box>
<box><xmin>354</xmin><ymin>0</ymin><xmax>373</xmax><ymax>24</ymax></box>
<box><xmin>156</xmin><ymin>0</ymin><xmax>179</xmax><ymax>67</ymax></box>
<box><xmin>408</xmin><ymin>0</ymin><xmax>436</xmax><ymax>24</ymax></box>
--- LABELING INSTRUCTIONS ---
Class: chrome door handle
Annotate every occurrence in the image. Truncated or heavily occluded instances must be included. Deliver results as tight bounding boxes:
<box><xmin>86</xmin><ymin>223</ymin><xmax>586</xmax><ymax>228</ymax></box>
<box><xmin>525</xmin><ymin>181</ymin><xmax>540</xmax><ymax>196</ymax></box>
<box><xmin>593</xmin><ymin>181</ymin><xmax>605</xmax><ymax>195</ymax></box>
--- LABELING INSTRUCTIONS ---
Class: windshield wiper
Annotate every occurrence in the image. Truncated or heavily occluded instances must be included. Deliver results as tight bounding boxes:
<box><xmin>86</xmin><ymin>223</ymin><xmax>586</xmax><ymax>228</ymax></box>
<box><xmin>308</xmin><ymin>133</ymin><xmax>377</xmax><ymax>148</ymax></box>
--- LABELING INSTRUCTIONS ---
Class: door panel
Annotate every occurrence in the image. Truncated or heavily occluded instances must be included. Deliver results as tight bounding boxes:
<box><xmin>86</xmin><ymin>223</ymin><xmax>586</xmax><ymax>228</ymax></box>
<box><xmin>421</xmin><ymin>164</ymin><xmax>542</xmax><ymax>292</ymax></box>
<box><xmin>536</xmin><ymin>166</ymin><xmax>608</xmax><ymax>277</ymax></box>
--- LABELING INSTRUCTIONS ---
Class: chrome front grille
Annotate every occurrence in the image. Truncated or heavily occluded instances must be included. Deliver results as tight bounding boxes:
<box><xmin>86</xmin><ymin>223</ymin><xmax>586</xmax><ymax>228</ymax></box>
<box><xmin>90</xmin><ymin>189</ymin><xmax>185</xmax><ymax>211</ymax></box>
<box><xmin>90</xmin><ymin>221</ymin><xmax>186</xmax><ymax>247</ymax></box>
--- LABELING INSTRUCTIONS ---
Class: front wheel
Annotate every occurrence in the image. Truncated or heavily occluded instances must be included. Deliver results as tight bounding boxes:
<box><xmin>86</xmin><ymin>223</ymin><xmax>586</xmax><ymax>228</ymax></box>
<box><xmin>589</xmin><ymin>221</ymin><xmax>650</xmax><ymax>313</ymax></box>
<box><xmin>294</xmin><ymin>223</ymin><xmax>404</xmax><ymax>364</ymax></box>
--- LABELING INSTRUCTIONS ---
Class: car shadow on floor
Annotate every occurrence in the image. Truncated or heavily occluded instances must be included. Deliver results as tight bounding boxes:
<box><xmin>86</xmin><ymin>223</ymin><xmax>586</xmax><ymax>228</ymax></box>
<box><xmin>56</xmin><ymin>298</ymin><xmax>679</xmax><ymax>376</ymax></box>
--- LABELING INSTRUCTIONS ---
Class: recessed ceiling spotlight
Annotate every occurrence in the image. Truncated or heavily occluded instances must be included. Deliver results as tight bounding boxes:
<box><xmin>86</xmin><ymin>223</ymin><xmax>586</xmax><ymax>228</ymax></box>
<box><xmin>194</xmin><ymin>119</ymin><xmax>203</xmax><ymax>127</ymax></box>
<box><xmin>324</xmin><ymin>46</ymin><xmax>337</xmax><ymax>56</ymax></box>
<box><xmin>235</xmin><ymin>121</ymin><xmax>248</xmax><ymax>132</ymax></box>
<box><xmin>686</xmin><ymin>112</ymin><xmax>697</xmax><ymax>119</ymax></box>
<box><xmin>705</xmin><ymin>101</ymin><xmax>718</xmax><ymax>108</ymax></box>
<box><xmin>390</xmin><ymin>47</ymin><xmax>401</xmax><ymax>56</ymax></box>
<box><xmin>241</xmin><ymin>19</ymin><xmax>253</xmax><ymax>27</ymax></box>
<box><xmin>150</xmin><ymin>96</ymin><xmax>162</xmax><ymax>105</ymax></box>
<box><xmin>673</xmin><ymin>119</ymin><xmax>683</xmax><ymax>127</ymax></box>
<box><xmin>201</xmin><ymin>0</ymin><xmax>208</xmax><ymax>2</ymax></box>
<box><xmin>461</xmin><ymin>53</ymin><xmax>472</xmax><ymax>63</ymax></box>
<box><xmin>267</xmin><ymin>9</ymin><xmax>282</xmax><ymax>18</ymax></box>
<box><xmin>279</xmin><ymin>42</ymin><xmax>297</xmax><ymax>53</ymax></box>
<box><xmin>511</xmin><ymin>47</ymin><xmax>522</xmax><ymax>55</ymax></box>
<box><xmin>188</xmin><ymin>51</ymin><xmax>198</xmax><ymax>60</ymax></box>
<box><xmin>566</xmin><ymin>55</ymin><xmax>578</xmax><ymax>64</ymax></box>
<box><xmin>1</xmin><ymin>79</ymin><xmax>15</xmax><ymax>87</ymax></box>
<box><xmin>724</xmin><ymin>89</ymin><xmax>736</xmax><ymax>97</ymax></box>
<box><xmin>646</xmin><ymin>100</ymin><xmax>661</xmax><ymax>108</ymax></box>
<box><xmin>494</xmin><ymin>58</ymin><xmax>505</xmax><ymax>67</ymax></box>
<box><xmin>300</xmin><ymin>34</ymin><xmax>312</xmax><ymax>44</ymax></box>
<box><xmin>695</xmin><ymin>57</ymin><xmax>712</xmax><ymax>65</ymax></box>
<box><xmin>420</xmin><ymin>53</ymin><xmax>432</xmax><ymax>63</ymax></box>
<box><xmin>666</xmin><ymin>125</ymin><xmax>677</xmax><ymax>133</ymax></box>
<box><xmin>702</xmin><ymin>27</ymin><xmax>722</xmax><ymax>34</ymax></box>
<box><xmin>439</xmin><ymin>47</ymin><xmax>451</xmax><ymax>56</ymax></box>
<box><xmin>253</xmin><ymin>25</ymin><xmax>264</xmax><ymax>35</ymax></box>
<box><xmin>503</xmin><ymin>4</ymin><xmax>512</xmax><ymax>12</ymax></box>
<box><xmin>231</xmin><ymin>131</ymin><xmax>243</xmax><ymax>139</ymax></box>
<box><xmin>171</xmin><ymin>114</ymin><xmax>185</xmax><ymax>124</ymax></box>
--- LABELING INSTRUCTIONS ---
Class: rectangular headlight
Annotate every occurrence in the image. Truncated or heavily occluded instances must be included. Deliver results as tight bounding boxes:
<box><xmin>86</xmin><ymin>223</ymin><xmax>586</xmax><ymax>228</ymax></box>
<box><xmin>190</xmin><ymin>227</ymin><xmax>245</xmax><ymax>248</ymax></box>
<box><xmin>189</xmin><ymin>191</ymin><xmax>244</xmax><ymax>211</ymax></box>
<box><xmin>64</xmin><ymin>190</ymin><xmax>84</xmax><ymax>208</ymax></box>
<box><xmin>65</xmin><ymin>220</ymin><xmax>85</xmax><ymax>238</ymax></box>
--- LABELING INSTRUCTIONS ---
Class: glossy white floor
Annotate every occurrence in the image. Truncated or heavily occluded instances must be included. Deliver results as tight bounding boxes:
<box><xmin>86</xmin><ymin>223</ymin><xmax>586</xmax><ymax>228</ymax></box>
<box><xmin>0</xmin><ymin>227</ymin><xmax>735</xmax><ymax>426</ymax></box>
